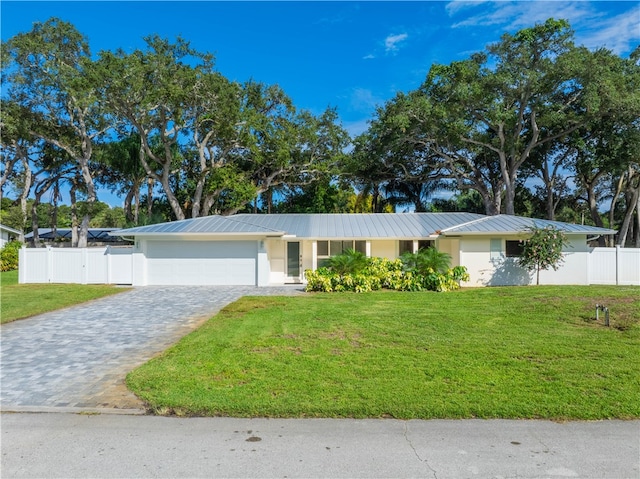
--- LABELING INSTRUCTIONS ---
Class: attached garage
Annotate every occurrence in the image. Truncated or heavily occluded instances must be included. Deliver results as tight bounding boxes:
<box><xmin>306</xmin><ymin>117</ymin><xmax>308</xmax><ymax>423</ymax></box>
<box><xmin>144</xmin><ymin>240</ymin><xmax>258</xmax><ymax>286</ymax></box>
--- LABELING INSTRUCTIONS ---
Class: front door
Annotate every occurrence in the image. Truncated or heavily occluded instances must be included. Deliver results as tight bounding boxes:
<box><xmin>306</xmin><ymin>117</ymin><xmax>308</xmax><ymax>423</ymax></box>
<box><xmin>286</xmin><ymin>242</ymin><xmax>301</xmax><ymax>282</ymax></box>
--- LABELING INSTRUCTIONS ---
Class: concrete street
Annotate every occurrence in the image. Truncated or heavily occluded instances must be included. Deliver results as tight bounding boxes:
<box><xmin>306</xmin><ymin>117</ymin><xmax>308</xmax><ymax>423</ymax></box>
<box><xmin>2</xmin><ymin>413</ymin><xmax>638</xmax><ymax>478</ymax></box>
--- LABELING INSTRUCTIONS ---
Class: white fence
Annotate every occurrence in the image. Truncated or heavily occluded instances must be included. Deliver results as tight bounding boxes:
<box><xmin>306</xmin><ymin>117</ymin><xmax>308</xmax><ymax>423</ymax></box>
<box><xmin>19</xmin><ymin>246</ymin><xmax>133</xmax><ymax>285</ymax></box>
<box><xmin>588</xmin><ymin>246</ymin><xmax>640</xmax><ymax>286</ymax></box>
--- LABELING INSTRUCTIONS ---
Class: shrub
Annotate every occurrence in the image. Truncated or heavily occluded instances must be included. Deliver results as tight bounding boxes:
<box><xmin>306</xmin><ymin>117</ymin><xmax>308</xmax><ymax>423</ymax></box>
<box><xmin>0</xmin><ymin>241</ymin><xmax>22</xmax><ymax>272</ymax></box>
<box><xmin>305</xmin><ymin>252</ymin><xmax>469</xmax><ymax>293</ymax></box>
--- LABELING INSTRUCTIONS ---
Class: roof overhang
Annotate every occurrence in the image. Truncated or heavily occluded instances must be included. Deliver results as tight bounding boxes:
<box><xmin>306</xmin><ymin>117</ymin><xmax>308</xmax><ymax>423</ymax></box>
<box><xmin>109</xmin><ymin>231</ymin><xmax>286</xmax><ymax>238</ymax></box>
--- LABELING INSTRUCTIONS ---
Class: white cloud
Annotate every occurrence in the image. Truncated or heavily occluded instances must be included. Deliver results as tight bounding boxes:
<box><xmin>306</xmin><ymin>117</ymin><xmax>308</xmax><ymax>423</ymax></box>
<box><xmin>363</xmin><ymin>53</ymin><xmax>376</xmax><ymax>60</ymax></box>
<box><xmin>446</xmin><ymin>1</ymin><xmax>639</xmax><ymax>55</ymax></box>
<box><xmin>449</xmin><ymin>1</ymin><xmax>592</xmax><ymax>30</ymax></box>
<box><xmin>385</xmin><ymin>33</ymin><xmax>409</xmax><ymax>53</ymax></box>
<box><xmin>577</xmin><ymin>9</ymin><xmax>640</xmax><ymax>54</ymax></box>
<box><xmin>445</xmin><ymin>0</ymin><xmax>488</xmax><ymax>16</ymax></box>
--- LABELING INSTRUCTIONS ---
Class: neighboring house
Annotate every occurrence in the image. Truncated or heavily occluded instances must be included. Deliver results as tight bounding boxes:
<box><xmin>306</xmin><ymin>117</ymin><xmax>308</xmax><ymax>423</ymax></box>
<box><xmin>1</xmin><ymin>224</ymin><xmax>22</xmax><ymax>248</ymax></box>
<box><xmin>110</xmin><ymin>213</ymin><xmax>617</xmax><ymax>287</ymax></box>
<box><xmin>25</xmin><ymin>228</ymin><xmax>127</xmax><ymax>246</ymax></box>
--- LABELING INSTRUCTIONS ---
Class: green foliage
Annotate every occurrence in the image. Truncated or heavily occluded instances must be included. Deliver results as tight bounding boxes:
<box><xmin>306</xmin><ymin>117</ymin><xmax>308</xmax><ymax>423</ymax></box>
<box><xmin>401</xmin><ymin>247</ymin><xmax>452</xmax><ymax>274</ymax></box>
<box><xmin>0</xmin><ymin>241</ymin><xmax>22</xmax><ymax>272</ymax></box>
<box><xmin>326</xmin><ymin>249</ymin><xmax>368</xmax><ymax>275</ymax></box>
<box><xmin>518</xmin><ymin>226</ymin><xmax>569</xmax><ymax>285</ymax></box>
<box><xmin>305</xmin><ymin>253</ymin><xmax>468</xmax><ymax>293</ymax></box>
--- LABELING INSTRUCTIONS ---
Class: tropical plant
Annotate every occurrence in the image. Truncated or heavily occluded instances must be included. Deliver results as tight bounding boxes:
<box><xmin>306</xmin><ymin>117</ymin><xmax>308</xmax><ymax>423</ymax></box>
<box><xmin>401</xmin><ymin>247</ymin><xmax>452</xmax><ymax>274</ymax></box>
<box><xmin>326</xmin><ymin>249</ymin><xmax>368</xmax><ymax>275</ymax></box>
<box><xmin>518</xmin><ymin>226</ymin><xmax>569</xmax><ymax>285</ymax></box>
<box><xmin>305</xmin><ymin>254</ymin><xmax>468</xmax><ymax>293</ymax></box>
<box><xmin>0</xmin><ymin>241</ymin><xmax>22</xmax><ymax>272</ymax></box>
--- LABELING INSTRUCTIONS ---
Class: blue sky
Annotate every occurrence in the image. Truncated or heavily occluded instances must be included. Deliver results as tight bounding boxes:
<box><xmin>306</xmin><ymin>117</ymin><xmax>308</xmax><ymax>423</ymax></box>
<box><xmin>2</xmin><ymin>1</ymin><xmax>639</xmax><ymax>206</ymax></box>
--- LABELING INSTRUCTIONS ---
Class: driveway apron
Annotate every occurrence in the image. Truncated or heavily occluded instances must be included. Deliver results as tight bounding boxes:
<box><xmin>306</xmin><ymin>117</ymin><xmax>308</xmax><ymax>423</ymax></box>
<box><xmin>0</xmin><ymin>286</ymin><xmax>304</xmax><ymax>410</ymax></box>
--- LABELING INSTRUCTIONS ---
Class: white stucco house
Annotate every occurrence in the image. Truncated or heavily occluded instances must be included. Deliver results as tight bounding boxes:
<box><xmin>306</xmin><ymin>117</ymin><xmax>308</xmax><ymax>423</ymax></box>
<box><xmin>109</xmin><ymin>213</ymin><xmax>621</xmax><ymax>287</ymax></box>
<box><xmin>0</xmin><ymin>224</ymin><xmax>22</xmax><ymax>248</ymax></box>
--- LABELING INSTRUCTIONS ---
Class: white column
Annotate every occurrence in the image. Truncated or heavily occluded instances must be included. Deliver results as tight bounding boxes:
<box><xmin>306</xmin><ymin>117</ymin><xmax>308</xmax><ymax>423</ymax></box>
<box><xmin>257</xmin><ymin>239</ymin><xmax>270</xmax><ymax>286</ymax></box>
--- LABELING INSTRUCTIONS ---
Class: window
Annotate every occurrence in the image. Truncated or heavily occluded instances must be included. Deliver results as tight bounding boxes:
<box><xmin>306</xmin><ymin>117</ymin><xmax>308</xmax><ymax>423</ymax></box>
<box><xmin>490</xmin><ymin>238</ymin><xmax>502</xmax><ymax>260</ymax></box>
<box><xmin>317</xmin><ymin>240</ymin><xmax>368</xmax><ymax>267</ymax></box>
<box><xmin>505</xmin><ymin>240</ymin><xmax>525</xmax><ymax>257</ymax></box>
<box><xmin>418</xmin><ymin>240</ymin><xmax>433</xmax><ymax>251</ymax></box>
<box><xmin>317</xmin><ymin>241</ymin><xmax>329</xmax><ymax>256</ymax></box>
<box><xmin>399</xmin><ymin>240</ymin><xmax>414</xmax><ymax>255</ymax></box>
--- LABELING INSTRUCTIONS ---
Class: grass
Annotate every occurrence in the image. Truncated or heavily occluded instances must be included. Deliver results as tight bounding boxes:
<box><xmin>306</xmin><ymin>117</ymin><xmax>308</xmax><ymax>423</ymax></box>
<box><xmin>126</xmin><ymin>285</ymin><xmax>640</xmax><ymax>420</ymax></box>
<box><xmin>1</xmin><ymin>270</ymin><xmax>128</xmax><ymax>324</ymax></box>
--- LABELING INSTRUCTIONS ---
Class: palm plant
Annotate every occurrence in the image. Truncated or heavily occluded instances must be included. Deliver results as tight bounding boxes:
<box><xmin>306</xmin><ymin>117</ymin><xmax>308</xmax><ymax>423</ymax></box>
<box><xmin>401</xmin><ymin>247</ymin><xmax>451</xmax><ymax>274</ymax></box>
<box><xmin>327</xmin><ymin>249</ymin><xmax>368</xmax><ymax>275</ymax></box>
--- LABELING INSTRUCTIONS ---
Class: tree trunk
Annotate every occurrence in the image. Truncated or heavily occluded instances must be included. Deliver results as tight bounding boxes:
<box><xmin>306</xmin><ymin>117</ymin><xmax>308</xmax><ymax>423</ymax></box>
<box><xmin>70</xmin><ymin>181</ymin><xmax>79</xmax><ymax>248</ymax></box>
<box><xmin>30</xmin><ymin>200</ymin><xmax>41</xmax><ymax>248</ymax></box>
<box><xmin>147</xmin><ymin>178</ymin><xmax>154</xmax><ymax>217</ymax></box>
<box><xmin>18</xmin><ymin>157</ymin><xmax>32</xmax><ymax>243</ymax></box>
<box><xmin>77</xmin><ymin>157</ymin><xmax>97</xmax><ymax>248</ymax></box>
<box><xmin>616</xmin><ymin>181</ymin><xmax>640</xmax><ymax>247</ymax></box>
<box><xmin>504</xmin><ymin>176</ymin><xmax>516</xmax><ymax>216</ymax></box>
<box><xmin>51</xmin><ymin>180</ymin><xmax>59</xmax><ymax>239</ymax></box>
<box><xmin>124</xmin><ymin>187</ymin><xmax>135</xmax><ymax>223</ymax></box>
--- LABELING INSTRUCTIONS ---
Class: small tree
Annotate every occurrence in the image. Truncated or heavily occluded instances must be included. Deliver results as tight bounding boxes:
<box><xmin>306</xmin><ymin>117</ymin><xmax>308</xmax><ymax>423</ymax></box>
<box><xmin>518</xmin><ymin>226</ymin><xmax>569</xmax><ymax>285</ymax></box>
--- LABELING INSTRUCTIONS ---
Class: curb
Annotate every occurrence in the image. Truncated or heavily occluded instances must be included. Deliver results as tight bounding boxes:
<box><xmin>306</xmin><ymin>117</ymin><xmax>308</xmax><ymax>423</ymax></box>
<box><xmin>0</xmin><ymin>405</ymin><xmax>147</xmax><ymax>415</ymax></box>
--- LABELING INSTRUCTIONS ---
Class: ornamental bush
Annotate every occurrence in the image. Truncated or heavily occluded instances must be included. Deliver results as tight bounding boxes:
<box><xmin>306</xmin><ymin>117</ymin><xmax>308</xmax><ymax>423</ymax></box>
<box><xmin>518</xmin><ymin>226</ymin><xmax>569</xmax><ymax>285</ymax></box>
<box><xmin>0</xmin><ymin>241</ymin><xmax>22</xmax><ymax>272</ymax></box>
<box><xmin>305</xmin><ymin>250</ymin><xmax>469</xmax><ymax>293</ymax></box>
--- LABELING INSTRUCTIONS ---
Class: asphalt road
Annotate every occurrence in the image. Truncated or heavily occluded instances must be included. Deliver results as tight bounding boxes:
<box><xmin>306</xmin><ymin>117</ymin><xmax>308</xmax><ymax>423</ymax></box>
<box><xmin>2</xmin><ymin>413</ymin><xmax>638</xmax><ymax>479</ymax></box>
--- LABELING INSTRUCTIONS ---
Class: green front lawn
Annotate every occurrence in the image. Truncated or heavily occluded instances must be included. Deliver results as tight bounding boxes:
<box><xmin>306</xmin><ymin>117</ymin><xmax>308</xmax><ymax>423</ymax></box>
<box><xmin>127</xmin><ymin>285</ymin><xmax>640</xmax><ymax>419</ymax></box>
<box><xmin>1</xmin><ymin>270</ymin><xmax>128</xmax><ymax>324</ymax></box>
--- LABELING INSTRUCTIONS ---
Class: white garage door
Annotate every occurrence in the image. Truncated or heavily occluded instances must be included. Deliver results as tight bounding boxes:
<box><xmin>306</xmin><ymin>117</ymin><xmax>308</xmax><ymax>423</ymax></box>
<box><xmin>145</xmin><ymin>240</ymin><xmax>257</xmax><ymax>286</ymax></box>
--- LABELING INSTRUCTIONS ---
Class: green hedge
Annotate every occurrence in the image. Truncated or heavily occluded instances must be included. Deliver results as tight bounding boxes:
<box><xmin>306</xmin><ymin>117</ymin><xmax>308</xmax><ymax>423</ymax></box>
<box><xmin>0</xmin><ymin>241</ymin><xmax>22</xmax><ymax>272</ymax></box>
<box><xmin>305</xmin><ymin>256</ymin><xmax>469</xmax><ymax>293</ymax></box>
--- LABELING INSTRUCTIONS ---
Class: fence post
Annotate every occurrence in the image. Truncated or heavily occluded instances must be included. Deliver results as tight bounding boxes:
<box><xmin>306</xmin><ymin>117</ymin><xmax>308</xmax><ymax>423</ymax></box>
<box><xmin>46</xmin><ymin>246</ymin><xmax>53</xmax><ymax>283</ymax></box>
<box><xmin>19</xmin><ymin>246</ymin><xmax>26</xmax><ymax>283</ymax></box>
<box><xmin>106</xmin><ymin>245</ymin><xmax>112</xmax><ymax>284</ymax></box>
<box><xmin>615</xmin><ymin>245</ymin><xmax>620</xmax><ymax>286</ymax></box>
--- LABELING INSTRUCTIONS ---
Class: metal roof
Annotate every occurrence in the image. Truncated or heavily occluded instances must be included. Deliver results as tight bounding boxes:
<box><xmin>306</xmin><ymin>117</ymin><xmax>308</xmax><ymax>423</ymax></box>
<box><xmin>0</xmin><ymin>224</ymin><xmax>23</xmax><ymax>235</ymax></box>
<box><xmin>440</xmin><ymin>215</ymin><xmax>616</xmax><ymax>235</ymax></box>
<box><xmin>114</xmin><ymin>215</ymin><xmax>285</xmax><ymax>236</ymax></box>
<box><xmin>25</xmin><ymin>228</ymin><xmax>124</xmax><ymax>241</ymax></box>
<box><xmin>112</xmin><ymin>213</ymin><xmax>616</xmax><ymax>239</ymax></box>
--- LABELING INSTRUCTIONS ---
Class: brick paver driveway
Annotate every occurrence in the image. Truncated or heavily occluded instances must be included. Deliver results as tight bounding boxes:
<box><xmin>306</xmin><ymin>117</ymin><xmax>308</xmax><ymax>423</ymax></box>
<box><xmin>0</xmin><ymin>285</ymin><xmax>304</xmax><ymax>411</ymax></box>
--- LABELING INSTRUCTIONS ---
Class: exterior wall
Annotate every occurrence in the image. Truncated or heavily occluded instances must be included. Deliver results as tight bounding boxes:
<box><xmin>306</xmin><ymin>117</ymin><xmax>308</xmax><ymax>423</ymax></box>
<box><xmin>1</xmin><ymin>227</ymin><xmax>21</xmax><ymax>248</ymax></box>
<box><xmin>370</xmin><ymin>240</ymin><xmax>396</xmax><ymax>259</ymax></box>
<box><xmin>437</xmin><ymin>238</ymin><xmax>461</xmax><ymax>267</ymax></box>
<box><xmin>266</xmin><ymin>239</ymin><xmax>286</xmax><ymax>284</ymax></box>
<box><xmin>459</xmin><ymin>235</ymin><xmax>606</xmax><ymax>287</ymax></box>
